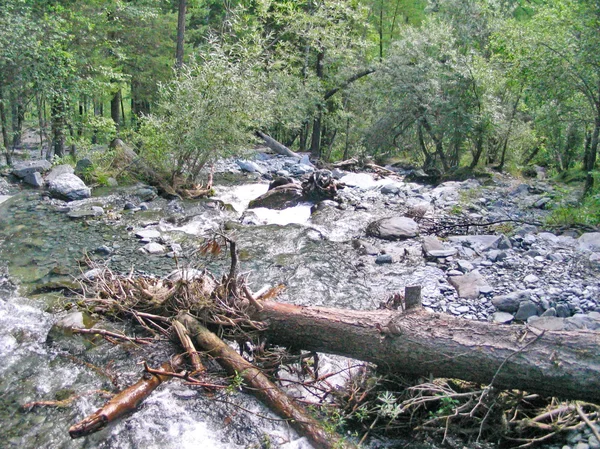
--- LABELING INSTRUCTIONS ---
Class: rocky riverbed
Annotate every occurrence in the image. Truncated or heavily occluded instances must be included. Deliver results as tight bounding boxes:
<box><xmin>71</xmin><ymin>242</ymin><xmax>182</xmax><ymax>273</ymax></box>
<box><xmin>1</xmin><ymin>151</ymin><xmax>599</xmax><ymax>449</ymax></box>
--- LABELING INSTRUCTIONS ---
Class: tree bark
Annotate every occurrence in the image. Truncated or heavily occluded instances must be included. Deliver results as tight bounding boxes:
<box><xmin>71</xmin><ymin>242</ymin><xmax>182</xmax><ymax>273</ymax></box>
<box><xmin>111</xmin><ymin>89</ymin><xmax>121</xmax><ymax>132</ymax></box>
<box><xmin>0</xmin><ymin>87</ymin><xmax>11</xmax><ymax>165</ymax></box>
<box><xmin>256</xmin><ymin>131</ymin><xmax>300</xmax><ymax>158</ymax></box>
<box><xmin>69</xmin><ymin>356</ymin><xmax>183</xmax><ymax>438</ymax></box>
<box><xmin>584</xmin><ymin>114</ymin><xmax>600</xmax><ymax>195</ymax></box>
<box><xmin>51</xmin><ymin>98</ymin><xmax>66</xmax><ymax>159</ymax></box>
<box><xmin>178</xmin><ymin>313</ymin><xmax>356</xmax><ymax>449</ymax></box>
<box><xmin>254</xmin><ymin>301</ymin><xmax>600</xmax><ymax>405</ymax></box>
<box><xmin>310</xmin><ymin>50</ymin><xmax>325</xmax><ymax>158</ymax></box>
<box><xmin>175</xmin><ymin>0</ymin><xmax>187</xmax><ymax>69</ymax></box>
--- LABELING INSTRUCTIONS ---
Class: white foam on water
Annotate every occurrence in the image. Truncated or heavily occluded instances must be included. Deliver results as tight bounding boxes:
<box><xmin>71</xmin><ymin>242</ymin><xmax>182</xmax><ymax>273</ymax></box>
<box><xmin>248</xmin><ymin>204</ymin><xmax>312</xmax><ymax>226</ymax></box>
<box><xmin>213</xmin><ymin>184</ymin><xmax>269</xmax><ymax>213</ymax></box>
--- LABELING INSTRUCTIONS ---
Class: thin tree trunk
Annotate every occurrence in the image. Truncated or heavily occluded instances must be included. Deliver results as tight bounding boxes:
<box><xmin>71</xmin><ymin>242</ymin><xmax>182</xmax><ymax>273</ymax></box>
<box><xmin>256</xmin><ymin>131</ymin><xmax>300</xmax><ymax>158</ymax></box>
<box><xmin>11</xmin><ymin>93</ymin><xmax>24</xmax><ymax>149</ymax></box>
<box><xmin>584</xmin><ymin>114</ymin><xmax>600</xmax><ymax>195</ymax></box>
<box><xmin>51</xmin><ymin>98</ymin><xmax>66</xmax><ymax>159</ymax></box>
<box><xmin>111</xmin><ymin>89</ymin><xmax>121</xmax><ymax>132</ymax></box>
<box><xmin>310</xmin><ymin>50</ymin><xmax>325</xmax><ymax>158</ymax></box>
<box><xmin>378</xmin><ymin>0</ymin><xmax>384</xmax><ymax>61</ymax></box>
<box><xmin>0</xmin><ymin>87</ymin><xmax>11</xmax><ymax>165</ymax></box>
<box><xmin>175</xmin><ymin>0</ymin><xmax>187</xmax><ymax>69</ymax></box>
<box><xmin>254</xmin><ymin>301</ymin><xmax>600</xmax><ymax>404</ymax></box>
<box><xmin>498</xmin><ymin>87</ymin><xmax>523</xmax><ymax>171</ymax></box>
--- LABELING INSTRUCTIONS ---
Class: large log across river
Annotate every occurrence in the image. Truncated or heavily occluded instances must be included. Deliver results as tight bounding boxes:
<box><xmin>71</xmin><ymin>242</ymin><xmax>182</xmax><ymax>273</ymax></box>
<box><xmin>254</xmin><ymin>301</ymin><xmax>600</xmax><ymax>404</ymax></box>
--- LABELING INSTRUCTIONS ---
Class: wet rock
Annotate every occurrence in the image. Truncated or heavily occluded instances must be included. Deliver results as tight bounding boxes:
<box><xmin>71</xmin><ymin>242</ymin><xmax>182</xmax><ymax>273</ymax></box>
<box><xmin>82</xmin><ymin>268</ymin><xmax>104</xmax><ymax>281</ymax></box>
<box><xmin>134</xmin><ymin>186</ymin><xmax>157</xmax><ymax>202</ymax></box>
<box><xmin>422</xmin><ymin>236</ymin><xmax>457</xmax><ymax>258</ymax></box>
<box><xmin>367</xmin><ymin>216</ymin><xmax>419</xmax><ymax>240</ymax></box>
<box><xmin>248</xmin><ymin>184</ymin><xmax>304</xmax><ymax>210</ymax></box>
<box><xmin>492</xmin><ymin>290</ymin><xmax>531</xmax><ymax>313</ymax></box>
<box><xmin>45</xmin><ymin>164</ymin><xmax>74</xmax><ymax>182</ymax></box>
<box><xmin>375</xmin><ymin>254</ymin><xmax>393</xmax><ymax>264</ymax></box>
<box><xmin>48</xmin><ymin>173</ymin><xmax>91</xmax><ymax>201</ymax></box>
<box><xmin>578</xmin><ymin>233</ymin><xmax>600</xmax><ymax>252</ymax></box>
<box><xmin>135</xmin><ymin>229</ymin><xmax>161</xmax><ymax>239</ymax></box>
<box><xmin>12</xmin><ymin>160</ymin><xmax>51</xmax><ymax>178</ymax></box>
<box><xmin>448</xmin><ymin>271</ymin><xmax>490</xmax><ymax>299</ymax></box>
<box><xmin>124</xmin><ymin>202</ymin><xmax>136</xmax><ymax>210</ymax></box>
<box><xmin>352</xmin><ymin>239</ymin><xmax>379</xmax><ymax>255</ymax></box>
<box><xmin>142</xmin><ymin>242</ymin><xmax>166</xmax><ymax>254</ymax></box>
<box><xmin>67</xmin><ymin>207</ymin><xmax>104</xmax><ymax>219</ymax></box>
<box><xmin>514</xmin><ymin>300</ymin><xmax>539</xmax><ymax>321</ymax></box>
<box><xmin>53</xmin><ymin>312</ymin><xmax>86</xmax><ymax>331</ymax></box>
<box><xmin>95</xmin><ymin>245</ymin><xmax>113</xmax><ymax>256</ymax></box>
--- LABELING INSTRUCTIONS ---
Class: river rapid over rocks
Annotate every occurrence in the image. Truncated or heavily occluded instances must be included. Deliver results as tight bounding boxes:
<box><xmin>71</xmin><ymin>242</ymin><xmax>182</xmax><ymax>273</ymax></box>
<box><xmin>1</xmin><ymin>151</ymin><xmax>599</xmax><ymax>449</ymax></box>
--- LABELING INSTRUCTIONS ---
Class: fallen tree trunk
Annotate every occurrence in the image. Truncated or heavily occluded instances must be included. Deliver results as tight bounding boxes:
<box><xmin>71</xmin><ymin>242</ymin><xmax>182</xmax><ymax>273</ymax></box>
<box><xmin>256</xmin><ymin>131</ymin><xmax>300</xmax><ymax>159</ymax></box>
<box><xmin>69</xmin><ymin>356</ymin><xmax>183</xmax><ymax>438</ymax></box>
<box><xmin>178</xmin><ymin>312</ymin><xmax>356</xmax><ymax>449</ymax></box>
<box><xmin>254</xmin><ymin>301</ymin><xmax>600</xmax><ymax>404</ymax></box>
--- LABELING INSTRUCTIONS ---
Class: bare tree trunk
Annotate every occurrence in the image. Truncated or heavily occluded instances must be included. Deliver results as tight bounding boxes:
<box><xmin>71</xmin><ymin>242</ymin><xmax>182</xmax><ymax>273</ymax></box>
<box><xmin>10</xmin><ymin>93</ymin><xmax>24</xmax><ymax>149</ymax></box>
<box><xmin>175</xmin><ymin>0</ymin><xmax>187</xmax><ymax>69</ymax></box>
<box><xmin>178</xmin><ymin>313</ymin><xmax>357</xmax><ymax>449</ymax></box>
<box><xmin>256</xmin><ymin>131</ymin><xmax>300</xmax><ymax>158</ymax></box>
<box><xmin>310</xmin><ymin>49</ymin><xmax>325</xmax><ymax>158</ymax></box>
<box><xmin>254</xmin><ymin>301</ymin><xmax>600</xmax><ymax>404</ymax></box>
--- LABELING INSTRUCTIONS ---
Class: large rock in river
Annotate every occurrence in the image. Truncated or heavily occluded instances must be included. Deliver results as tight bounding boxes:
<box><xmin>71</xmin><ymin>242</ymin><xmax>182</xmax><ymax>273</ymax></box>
<box><xmin>12</xmin><ymin>160</ymin><xmax>51</xmax><ymax>178</ymax></box>
<box><xmin>367</xmin><ymin>217</ymin><xmax>419</xmax><ymax>240</ymax></box>
<box><xmin>48</xmin><ymin>173</ymin><xmax>91</xmax><ymax>201</ymax></box>
<box><xmin>248</xmin><ymin>184</ymin><xmax>304</xmax><ymax>210</ymax></box>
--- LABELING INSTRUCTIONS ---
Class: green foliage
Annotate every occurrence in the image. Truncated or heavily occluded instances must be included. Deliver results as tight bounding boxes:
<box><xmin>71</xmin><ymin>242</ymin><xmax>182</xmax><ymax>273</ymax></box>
<box><xmin>546</xmin><ymin>192</ymin><xmax>600</xmax><ymax>227</ymax></box>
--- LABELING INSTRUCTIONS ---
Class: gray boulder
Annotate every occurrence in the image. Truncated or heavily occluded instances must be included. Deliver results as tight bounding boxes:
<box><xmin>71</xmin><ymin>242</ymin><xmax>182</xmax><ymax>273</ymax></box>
<box><xmin>448</xmin><ymin>271</ymin><xmax>490</xmax><ymax>300</ymax></box>
<box><xmin>74</xmin><ymin>157</ymin><xmax>93</xmax><ymax>175</ymax></box>
<box><xmin>12</xmin><ymin>160</ymin><xmax>51</xmax><ymax>178</ymax></box>
<box><xmin>248</xmin><ymin>184</ymin><xmax>304</xmax><ymax>210</ymax></box>
<box><xmin>422</xmin><ymin>236</ymin><xmax>457</xmax><ymax>258</ymax></box>
<box><xmin>237</xmin><ymin>160</ymin><xmax>266</xmax><ymax>174</ymax></box>
<box><xmin>367</xmin><ymin>217</ymin><xmax>419</xmax><ymax>240</ymax></box>
<box><xmin>48</xmin><ymin>173</ymin><xmax>91</xmax><ymax>201</ymax></box>
<box><xmin>381</xmin><ymin>183</ymin><xmax>402</xmax><ymax>195</ymax></box>
<box><xmin>492</xmin><ymin>312</ymin><xmax>514</xmax><ymax>324</ymax></box>
<box><xmin>45</xmin><ymin>164</ymin><xmax>74</xmax><ymax>182</ymax></box>
<box><xmin>527</xmin><ymin>316</ymin><xmax>567</xmax><ymax>331</ymax></box>
<box><xmin>142</xmin><ymin>242</ymin><xmax>166</xmax><ymax>254</ymax></box>
<box><xmin>448</xmin><ymin>235</ymin><xmax>503</xmax><ymax>252</ymax></box>
<box><xmin>491</xmin><ymin>290</ymin><xmax>531</xmax><ymax>313</ymax></box>
<box><xmin>578</xmin><ymin>232</ymin><xmax>600</xmax><ymax>252</ymax></box>
<box><xmin>24</xmin><ymin>172</ymin><xmax>44</xmax><ymax>188</ymax></box>
<box><xmin>514</xmin><ymin>300</ymin><xmax>540</xmax><ymax>321</ymax></box>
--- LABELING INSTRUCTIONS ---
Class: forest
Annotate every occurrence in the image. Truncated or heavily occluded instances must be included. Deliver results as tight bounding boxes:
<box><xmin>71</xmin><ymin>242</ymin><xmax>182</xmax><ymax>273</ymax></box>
<box><xmin>1</xmin><ymin>0</ymin><xmax>599</xmax><ymax>212</ymax></box>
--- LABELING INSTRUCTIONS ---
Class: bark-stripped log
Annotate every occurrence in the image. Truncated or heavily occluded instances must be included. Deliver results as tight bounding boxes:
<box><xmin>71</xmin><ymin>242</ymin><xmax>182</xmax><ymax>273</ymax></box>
<box><xmin>255</xmin><ymin>301</ymin><xmax>600</xmax><ymax>404</ymax></box>
<box><xmin>69</xmin><ymin>356</ymin><xmax>183</xmax><ymax>438</ymax></box>
<box><xmin>256</xmin><ymin>131</ymin><xmax>301</xmax><ymax>158</ymax></box>
<box><xmin>178</xmin><ymin>313</ymin><xmax>356</xmax><ymax>449</ymax></box>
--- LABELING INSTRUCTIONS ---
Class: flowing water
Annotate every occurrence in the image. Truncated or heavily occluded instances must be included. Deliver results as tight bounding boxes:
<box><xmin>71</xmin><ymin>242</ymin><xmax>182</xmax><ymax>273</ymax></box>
<box><xmin>0</xmin><ymin>180</ymin><xmax>435</xmax><ymax>449</ymax></box>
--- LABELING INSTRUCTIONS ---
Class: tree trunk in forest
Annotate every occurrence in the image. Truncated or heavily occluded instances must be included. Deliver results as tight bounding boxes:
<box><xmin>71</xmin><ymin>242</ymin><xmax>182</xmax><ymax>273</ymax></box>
<box><xmin>10</xmin><ymin>94</ymin><xmax>24</xmax><ymax>149</ymax></box>
<box><xmin>175</xmin><ymin>0</ymin><xmax>187</xmax><ymax>69</ymax></box>
<box><xmin>178</xmin><ymin>313</ymin><xmax>357</xmax><ymax>449</ymax></box>
<box><xmin>0</xmin><ymin>88</ymin><xmax>11</xmax><ymax>165</ymax></box>
<box><xmin>51</xmin><ymin>98</ymin><xmax>66</xmax><ymax>159</ymax></box>
<box><xmin>470</xmin><ymin>126</ymin><xmax>485</xmax><ymax>169</ymax></box>
<box><xmin>310</xmin><ymin>50</ymin><xmax>325</xmax><ymax>158</ymax></box>
<box><xmin>583</xmin><ymin>115</ymin><xmax>600</xmax><ymax>195</ymax></box>
<box><xmin>131</xmin><ymin>80</ymin><xmax>150</xmax><ymax>122</ymax></box>
<box><xmin>256</xmin><ymin>131</ymin><xmax>300</xmax><ymax>158</ymax></box>
<box><xmin>111</xmin><ymin>89</ymin><xmax>121</xmax><ymax>132</ymax></box>
<box><xmin>253</xmin><ymin>301</ymin><xmax>600</xmax><ymax>405</ymax></box>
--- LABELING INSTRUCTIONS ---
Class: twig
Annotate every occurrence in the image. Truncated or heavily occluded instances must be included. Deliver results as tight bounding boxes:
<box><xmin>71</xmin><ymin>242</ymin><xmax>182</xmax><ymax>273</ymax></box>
<box><xmin>71</xmin><ymin>328</ymin><xmax>154</xmax><ymax>345</ymax></box>
<box><xmin>576</xmin><ymin>404</ymin><xmax>600</xmax><ymax>443</ymax></box>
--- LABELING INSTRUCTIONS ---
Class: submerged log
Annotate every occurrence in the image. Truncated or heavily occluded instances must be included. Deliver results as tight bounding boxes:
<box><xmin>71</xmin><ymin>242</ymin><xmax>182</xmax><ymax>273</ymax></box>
<box><xmin>254</xmin><ymin>301</ymin><xmax>600</xmax><ymax>404</ymax></box>
<box><xmin>178</xmin><ymin>312</ymin><xmax>356</xmax><ymax>449</ymax></box>
<box><xmin>69</xmin><ymin>356</ymin><xmax>183</xmax><ymax>438</ymax></box>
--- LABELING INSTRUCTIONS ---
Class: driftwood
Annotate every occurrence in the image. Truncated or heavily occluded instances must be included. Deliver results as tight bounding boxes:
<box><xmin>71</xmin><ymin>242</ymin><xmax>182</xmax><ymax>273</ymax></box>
<box><xmin>301</xmin><ymin>170</ymin><xmax>341</xmax><ymax>201</ymax></box>
<box><xmin>69</xmin><ymin>355</ymin><xmax>183</xmax><ymax>438</ymax></box>
<box><xmin>253</xmin><ymin>300</ymin><xmax>600</xmax><ymax>405</ymax></box>
<box><xmin>256</xmin><ymin>131</ymin><xmax>300</xmax><ymax>159</ymax></box>
<box><xmin>178</xmin><ymin>312</ymin><xmax>357</xmax><ymax>449</ymax></box>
